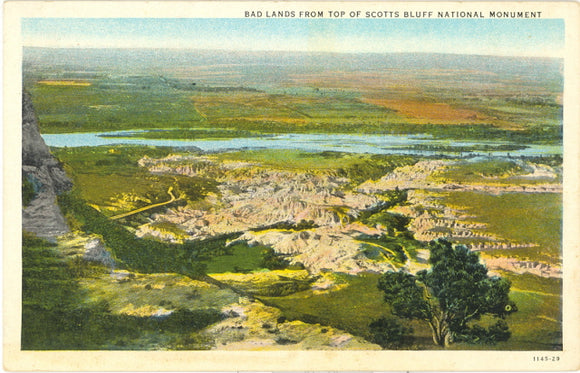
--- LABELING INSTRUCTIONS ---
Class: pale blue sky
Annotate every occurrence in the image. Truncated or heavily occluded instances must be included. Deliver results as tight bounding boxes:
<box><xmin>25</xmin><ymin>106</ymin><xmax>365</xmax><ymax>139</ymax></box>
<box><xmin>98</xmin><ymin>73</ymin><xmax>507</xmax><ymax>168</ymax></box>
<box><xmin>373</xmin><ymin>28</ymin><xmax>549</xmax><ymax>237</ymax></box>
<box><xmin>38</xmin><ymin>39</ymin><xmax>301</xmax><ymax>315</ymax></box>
<box><xmin>22</xmin><ymin>18</ymin><xmax>565</xmax><ymax>57</ymax></box>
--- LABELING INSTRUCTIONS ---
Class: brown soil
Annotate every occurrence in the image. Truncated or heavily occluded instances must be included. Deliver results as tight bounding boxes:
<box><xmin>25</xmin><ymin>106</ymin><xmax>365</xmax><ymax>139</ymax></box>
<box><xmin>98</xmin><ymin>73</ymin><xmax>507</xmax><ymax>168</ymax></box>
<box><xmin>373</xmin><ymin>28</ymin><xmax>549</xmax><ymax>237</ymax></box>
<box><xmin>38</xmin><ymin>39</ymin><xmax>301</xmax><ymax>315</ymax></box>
<box><xmin>362</xmin><ymin>98</ymin><xmax>488</xmax><ymax>124</ymax></box>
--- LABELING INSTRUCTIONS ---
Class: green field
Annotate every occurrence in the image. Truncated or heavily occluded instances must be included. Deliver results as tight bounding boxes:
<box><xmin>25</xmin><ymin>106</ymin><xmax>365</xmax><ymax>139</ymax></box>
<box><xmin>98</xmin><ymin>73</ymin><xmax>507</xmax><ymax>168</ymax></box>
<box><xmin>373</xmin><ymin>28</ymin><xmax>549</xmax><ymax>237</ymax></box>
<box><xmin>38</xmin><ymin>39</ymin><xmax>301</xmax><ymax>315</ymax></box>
<box><xmin>263</xmin><ymin>271</ymin><xmax>561</xmax><ymax>350</ymax></box>
<box><xmin>262</xmin><ymin>273</ymin><xmax>394</xmax><ymax>340</ymax></box>
<box><xmin>53</xmin><ymin>146</ymin><xmax>218</xmax><ymax>216</ymax></box>
<box><xmin>215</xmin><ymin>149</ymin><xmax>419</xmax><ymax>185</ymax></box>
<box><xmin>441</xmin><ymin>191</ymin><xmax>562</xmax><ymax>259</ymax></box>
<box><xmin>435</xmin><ymin>158</ymin><xmax>562</xmax><ymax>185</ymax></box>
<box><xmin>204</xmin><ymin>243</ymin><xmax>266</xmax><ymax>274</ymax></box>
<box><xmin>29</xmin><ymin>84</ymin><xmax>205</xmax><ymax>133</ymax></box>
<box><xmin>29</xmin><ymin>78</ymin><xmax>562</xmax><ymax>144</ymax></box>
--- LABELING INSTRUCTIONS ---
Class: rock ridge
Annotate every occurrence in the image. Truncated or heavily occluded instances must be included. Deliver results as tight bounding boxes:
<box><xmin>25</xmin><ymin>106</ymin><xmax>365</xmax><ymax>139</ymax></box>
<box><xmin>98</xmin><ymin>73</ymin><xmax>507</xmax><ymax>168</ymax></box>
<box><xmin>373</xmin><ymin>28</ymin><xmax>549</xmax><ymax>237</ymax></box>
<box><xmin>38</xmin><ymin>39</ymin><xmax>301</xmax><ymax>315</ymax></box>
<box><xmin>22</xmin><ymin>91</ymin><xmax>72</xmax><ymax>239</ymax></box>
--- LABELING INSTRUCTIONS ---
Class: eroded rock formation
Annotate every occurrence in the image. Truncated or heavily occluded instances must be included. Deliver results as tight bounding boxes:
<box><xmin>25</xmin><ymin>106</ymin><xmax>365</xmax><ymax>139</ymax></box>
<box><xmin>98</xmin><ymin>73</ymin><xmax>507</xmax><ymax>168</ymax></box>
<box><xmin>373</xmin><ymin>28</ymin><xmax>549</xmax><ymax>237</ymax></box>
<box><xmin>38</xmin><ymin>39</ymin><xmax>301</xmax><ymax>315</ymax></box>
<box><xmin>22</xmin><ymin>91</ymin><xmax>72</xmax><ymax>239</ymax></box>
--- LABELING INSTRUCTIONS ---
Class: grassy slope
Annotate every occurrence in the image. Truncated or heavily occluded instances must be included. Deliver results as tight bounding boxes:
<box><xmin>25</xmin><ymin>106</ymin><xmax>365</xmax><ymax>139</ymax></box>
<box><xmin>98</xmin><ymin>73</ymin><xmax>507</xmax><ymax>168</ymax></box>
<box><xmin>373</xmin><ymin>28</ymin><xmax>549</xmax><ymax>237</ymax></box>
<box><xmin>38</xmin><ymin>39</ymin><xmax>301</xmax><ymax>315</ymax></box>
<box><xmin>434</xmin><ymin>159</ymin><xmax>562</xmax><ymax>186</ymax></box>
<box><xmin>204</xmin><ymin>243</ymin><xmax>265</xmax><ymax>274</ymax></box>
<box><xmin>264</xmin><ymin>270</ymin><xmax>561</xmax><ymax>350</ymax></box>
<box><xmin>21</xmin><ymin>233</ymin><xmax>225</xmax><ymax>350</ymax></box>
<box><xmin>53</xmin><ymin>146</ymin><xmax>218</xmax><ymax>216</ymax></box>
<box><xmin>441</xmin><ymin>191</ymin><xmax>562</xmax><ymax>259</ymax></box>
<box><xmin>262</xmin><ymin>273</ymin><xmax>393</xmax><ymax>340</ymax></box>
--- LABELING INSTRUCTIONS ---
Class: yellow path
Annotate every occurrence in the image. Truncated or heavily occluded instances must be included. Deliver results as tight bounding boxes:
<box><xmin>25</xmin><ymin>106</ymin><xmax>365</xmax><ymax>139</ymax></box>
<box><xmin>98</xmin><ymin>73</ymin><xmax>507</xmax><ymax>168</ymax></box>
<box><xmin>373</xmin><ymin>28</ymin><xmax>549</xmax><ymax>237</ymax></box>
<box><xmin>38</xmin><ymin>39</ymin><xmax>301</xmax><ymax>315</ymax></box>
<box><xmin>356</xmin><ymin>239</ymin><xmax>412</xmax><ymax>262</ymax></box>
<box><xmin>537</xmin><ymin>315</ymin><xmax>560</xmax><ymax>323</ymax></box>
<box><xmin>193</xmin><ymin>104</ymin><xmax>207</xmax><ymax>121</ymax></box>
<box><xmin>110</xmin><ymin>187</ymin><xmax>178</xmax><ymax>220</ymax></box>
<box><xmin>511</xmin><ymin>288</ymin><xmax>561</xmax><ymax>298</ymax></box>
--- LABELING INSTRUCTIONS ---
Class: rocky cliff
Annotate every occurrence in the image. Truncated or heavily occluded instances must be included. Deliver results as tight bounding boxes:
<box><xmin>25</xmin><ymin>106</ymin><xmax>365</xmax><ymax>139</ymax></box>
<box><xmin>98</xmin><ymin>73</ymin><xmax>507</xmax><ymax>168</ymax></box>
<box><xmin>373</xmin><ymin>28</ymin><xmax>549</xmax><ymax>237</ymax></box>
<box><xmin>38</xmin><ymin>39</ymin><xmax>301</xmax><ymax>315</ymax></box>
<box><xmin>22</xmin><ymin>91</ymin><xmax>72</xmax><ymax>239</ymax></box>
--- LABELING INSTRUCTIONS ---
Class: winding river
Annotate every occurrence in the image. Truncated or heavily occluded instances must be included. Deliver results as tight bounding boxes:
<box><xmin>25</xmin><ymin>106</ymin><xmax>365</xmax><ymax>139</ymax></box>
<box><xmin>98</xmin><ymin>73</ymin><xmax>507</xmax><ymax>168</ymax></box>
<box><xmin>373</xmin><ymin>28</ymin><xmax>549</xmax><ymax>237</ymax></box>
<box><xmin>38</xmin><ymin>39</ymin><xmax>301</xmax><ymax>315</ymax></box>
<box><xmin>42</xmin><ymin>130</ymin><xmax>562</xmax><ymax>158</ymax></box>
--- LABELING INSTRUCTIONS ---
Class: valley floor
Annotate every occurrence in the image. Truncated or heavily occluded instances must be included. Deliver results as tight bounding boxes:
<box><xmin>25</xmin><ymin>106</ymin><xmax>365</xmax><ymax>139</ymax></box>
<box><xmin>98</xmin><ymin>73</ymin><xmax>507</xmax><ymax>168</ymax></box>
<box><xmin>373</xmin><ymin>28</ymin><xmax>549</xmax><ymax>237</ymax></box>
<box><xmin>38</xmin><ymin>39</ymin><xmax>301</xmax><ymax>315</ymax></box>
<box><xmin>23</xmin><ymin>146</ymin><xmax>562</xmax><ymax>350</ymax></box>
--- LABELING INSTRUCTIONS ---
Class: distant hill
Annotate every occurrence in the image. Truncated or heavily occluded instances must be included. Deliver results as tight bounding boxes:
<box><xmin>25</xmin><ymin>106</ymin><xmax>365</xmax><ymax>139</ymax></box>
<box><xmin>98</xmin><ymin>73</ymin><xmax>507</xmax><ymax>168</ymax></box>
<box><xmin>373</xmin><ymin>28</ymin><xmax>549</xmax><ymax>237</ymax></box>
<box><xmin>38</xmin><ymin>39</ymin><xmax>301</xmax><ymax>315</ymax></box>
<box><xmin>23</xmin><ymin>47</ymin><xmax>563</xmax><ymax>90</ymax></box>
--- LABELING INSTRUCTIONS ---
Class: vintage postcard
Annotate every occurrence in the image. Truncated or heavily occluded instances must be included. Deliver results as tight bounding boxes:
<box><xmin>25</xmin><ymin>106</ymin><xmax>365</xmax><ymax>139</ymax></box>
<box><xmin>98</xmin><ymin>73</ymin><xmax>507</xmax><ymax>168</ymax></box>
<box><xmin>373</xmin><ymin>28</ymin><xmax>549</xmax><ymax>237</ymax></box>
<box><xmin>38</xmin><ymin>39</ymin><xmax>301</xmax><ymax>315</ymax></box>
<box><xmin>3</xmin><ymin>1</ymin><xmax>580</xmax><ymax>371</ymax></box>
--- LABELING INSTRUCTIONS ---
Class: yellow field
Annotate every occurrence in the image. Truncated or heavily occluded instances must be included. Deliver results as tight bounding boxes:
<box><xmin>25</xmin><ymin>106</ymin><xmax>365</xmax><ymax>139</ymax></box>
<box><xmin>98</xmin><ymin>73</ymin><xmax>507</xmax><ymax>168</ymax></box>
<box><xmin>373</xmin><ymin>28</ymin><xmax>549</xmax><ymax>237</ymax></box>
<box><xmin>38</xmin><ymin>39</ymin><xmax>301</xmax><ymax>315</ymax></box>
<box><xmin>38</xmin><ymin>80</ymin><xmax>92</xmax><ymax>86</ymax></box>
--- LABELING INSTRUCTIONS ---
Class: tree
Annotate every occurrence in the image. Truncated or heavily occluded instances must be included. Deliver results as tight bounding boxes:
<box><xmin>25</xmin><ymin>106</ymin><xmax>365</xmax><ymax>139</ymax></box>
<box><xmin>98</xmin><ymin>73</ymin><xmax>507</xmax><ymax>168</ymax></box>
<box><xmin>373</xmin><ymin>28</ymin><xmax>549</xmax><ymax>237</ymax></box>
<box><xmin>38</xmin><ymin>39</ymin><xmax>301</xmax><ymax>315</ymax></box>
<box><xmin>261</xmin><ymin>247</ymin><xmax>290</xmax><ymax>270</ymax></box>
<box><xmin>377</xmin><ymin>238</ymin><xmax>517</xmax><ymax>347</ymax></box>
<box><xmin>369</xmin><ymin>316</ymin><xmax>413</xmax><ymax>349</ymax></box>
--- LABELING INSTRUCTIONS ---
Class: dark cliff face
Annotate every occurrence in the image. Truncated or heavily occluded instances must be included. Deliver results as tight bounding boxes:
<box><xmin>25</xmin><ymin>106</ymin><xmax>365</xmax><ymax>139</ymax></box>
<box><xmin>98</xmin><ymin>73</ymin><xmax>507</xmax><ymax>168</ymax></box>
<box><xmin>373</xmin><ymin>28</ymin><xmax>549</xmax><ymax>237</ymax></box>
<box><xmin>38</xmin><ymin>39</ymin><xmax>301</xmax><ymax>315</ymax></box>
<box><xmin>22</xmin><ymin>91</ymin><xmax>72</xmax><ymax>239</ymax></box>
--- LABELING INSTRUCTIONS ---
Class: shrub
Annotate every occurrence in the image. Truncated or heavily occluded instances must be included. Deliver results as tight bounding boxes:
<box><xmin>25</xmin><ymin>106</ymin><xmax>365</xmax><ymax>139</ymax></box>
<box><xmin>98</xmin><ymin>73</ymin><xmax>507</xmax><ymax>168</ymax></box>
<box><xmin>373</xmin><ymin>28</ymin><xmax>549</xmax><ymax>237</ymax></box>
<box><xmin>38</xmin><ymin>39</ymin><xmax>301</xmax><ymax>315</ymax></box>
<box><xmin>369</xmin><ymin>316</ymin><xmax>413</xmax><ymax>349</ymax></box>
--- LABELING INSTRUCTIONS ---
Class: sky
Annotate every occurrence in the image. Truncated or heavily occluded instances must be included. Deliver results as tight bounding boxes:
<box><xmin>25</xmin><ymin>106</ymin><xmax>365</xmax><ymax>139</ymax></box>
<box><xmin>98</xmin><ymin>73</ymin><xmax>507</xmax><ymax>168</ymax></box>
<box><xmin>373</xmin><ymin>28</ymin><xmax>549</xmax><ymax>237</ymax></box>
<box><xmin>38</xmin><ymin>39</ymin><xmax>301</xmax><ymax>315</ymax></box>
<box><xmin>22</xmin><ymin>18</ymin><xmax>565</xmax><ymax>58</ymax></box>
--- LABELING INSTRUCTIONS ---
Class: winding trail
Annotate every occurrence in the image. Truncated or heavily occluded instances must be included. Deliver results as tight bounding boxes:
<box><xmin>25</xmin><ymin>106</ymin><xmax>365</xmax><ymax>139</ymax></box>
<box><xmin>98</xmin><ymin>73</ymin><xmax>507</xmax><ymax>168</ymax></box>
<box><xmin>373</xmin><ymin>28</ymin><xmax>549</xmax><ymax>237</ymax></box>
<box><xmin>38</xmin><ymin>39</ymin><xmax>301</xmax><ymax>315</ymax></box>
<box><xmin>511</xmin><ymin>288</ymin><xmax>561</xmax><ymax>298</ymax></box>
<box><xmin>110</xmin><ymin>187</ymin><xmax>178</xmax><ymax>220</ymax></box>
<box><xmin>356</xmin><ymin>239</ymin><xmax>412</xmax><ymax>263</ymax></box>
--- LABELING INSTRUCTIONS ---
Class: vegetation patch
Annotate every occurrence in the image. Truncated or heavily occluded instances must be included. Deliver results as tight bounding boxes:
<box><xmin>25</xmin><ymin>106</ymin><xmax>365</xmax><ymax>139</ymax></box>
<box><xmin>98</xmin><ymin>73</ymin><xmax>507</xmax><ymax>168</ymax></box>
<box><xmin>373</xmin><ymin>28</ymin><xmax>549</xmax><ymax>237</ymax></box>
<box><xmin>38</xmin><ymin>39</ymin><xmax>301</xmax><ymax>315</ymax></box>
<box><xmin>439</xmin><ymin>159</ymin><xmax>525</xmax><ymax>180</ymax></box>
<box><xmin>441</xmin><ymin>191</ymin><xmax>562</xmax><ymax>258</ymax></box>
<box><xmin>82</xmin><ymin>272</ymin><xmax>238</xmax><ymax>316</ymax></box>
<box><xmin>377</xmin><ymin>239</ymin><xmax>517</xmax><ymax>347</ymax></box>
<box><xmin>497</xmin><ymin>271</ymin><xmax>561</xmax><ymax>295</ymax></box>
<box><xmin>204</xmin><ymin>243</ymin><xmax>267</xmax><ymax>274</ymax></box>
<box><xmin>212</xmin><ymin>269</ymin><xmax>315</xmax><ymax>297</ymax></box>
<box><xmin>30</xmin><ymin>84</ymin><xmax>204</xmax><ymax>133</ymax></box>
<box><xmin>21</xmin><ymin>233</ymin><xmax>221</xmax><ymax>350</ymax></box>
<box><xmin>53</xmin><ymin>145</ymin><xmax>218</xmax><ymax>215</ymax></box>
<box><xmin>57</xmin><ymin>191</ymin><xmax>241</xmax><ymax>277</ymax></box>
<box><xmin>215</xmin><ymin>150</ymin><xmax>418</xmax><ymax>186</ymax></box>
<box><xmin>262</xmin><ymin>273</ymin><xmax>394</xmax><ymax>339</ymax></box>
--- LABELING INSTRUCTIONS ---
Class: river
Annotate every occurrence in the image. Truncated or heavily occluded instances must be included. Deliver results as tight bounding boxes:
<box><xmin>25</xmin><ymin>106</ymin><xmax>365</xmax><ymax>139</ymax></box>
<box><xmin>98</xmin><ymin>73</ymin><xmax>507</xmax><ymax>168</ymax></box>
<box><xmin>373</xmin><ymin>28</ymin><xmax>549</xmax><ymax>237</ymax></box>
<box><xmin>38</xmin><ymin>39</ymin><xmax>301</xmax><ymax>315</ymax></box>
<box><xmin>41</xmin><ymin>130</ymin><xmax>561</xmax><ymax>157</ymax></box>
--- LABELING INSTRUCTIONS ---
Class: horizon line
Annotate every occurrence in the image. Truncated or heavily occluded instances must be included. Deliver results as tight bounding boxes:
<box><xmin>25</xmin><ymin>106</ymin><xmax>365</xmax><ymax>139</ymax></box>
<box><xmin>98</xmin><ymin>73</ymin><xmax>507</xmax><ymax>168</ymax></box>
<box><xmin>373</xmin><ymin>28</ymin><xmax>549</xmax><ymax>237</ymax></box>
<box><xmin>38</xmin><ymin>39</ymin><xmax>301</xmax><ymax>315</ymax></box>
<box><xmin>22</xmin><ymin>46</ymin><xmax>563</xmax><ymax>60</ymax></box>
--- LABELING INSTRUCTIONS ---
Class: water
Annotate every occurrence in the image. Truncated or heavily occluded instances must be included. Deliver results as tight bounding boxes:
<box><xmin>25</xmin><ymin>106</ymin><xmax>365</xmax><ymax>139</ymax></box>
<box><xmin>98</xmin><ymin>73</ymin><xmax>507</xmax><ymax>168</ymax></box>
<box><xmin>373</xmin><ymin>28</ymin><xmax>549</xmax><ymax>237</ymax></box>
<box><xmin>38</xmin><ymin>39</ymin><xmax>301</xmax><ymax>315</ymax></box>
<box><xmin>42</xmin><ymin>130</ymin><xmax>562</xmax><ymax>157</ymax></box>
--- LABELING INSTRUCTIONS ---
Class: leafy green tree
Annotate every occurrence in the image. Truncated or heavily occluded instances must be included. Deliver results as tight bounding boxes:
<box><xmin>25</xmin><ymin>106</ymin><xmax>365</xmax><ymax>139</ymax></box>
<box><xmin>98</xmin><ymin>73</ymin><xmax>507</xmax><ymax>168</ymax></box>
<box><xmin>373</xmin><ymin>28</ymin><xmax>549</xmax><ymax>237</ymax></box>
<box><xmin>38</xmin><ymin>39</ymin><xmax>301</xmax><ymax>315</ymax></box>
<box><xmin>369</xmin><ymin>316</ymin><xmax>413</xmax><ymax>349</ymax></box>
<box><xmin>260</xmin><ymin>247</ymin><xmax>289</xmax><ymax>270</ymax></box>
<box><xmin>377</xmin><ymin>238</ymin><xmax>517</xmax><ymax>347</ymax></box>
